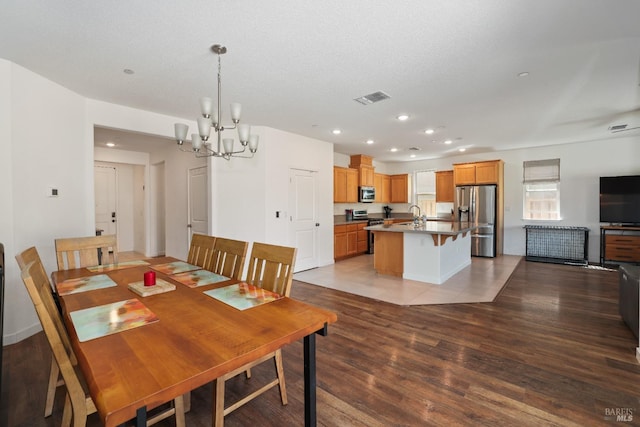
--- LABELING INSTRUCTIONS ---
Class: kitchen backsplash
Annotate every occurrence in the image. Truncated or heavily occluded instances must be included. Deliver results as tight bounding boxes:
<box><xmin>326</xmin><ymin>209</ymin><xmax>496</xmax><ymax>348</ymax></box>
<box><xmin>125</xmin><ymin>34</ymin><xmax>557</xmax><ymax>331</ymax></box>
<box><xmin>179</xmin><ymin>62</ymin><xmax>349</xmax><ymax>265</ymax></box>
<box><xmin>334</xmin><ymin>202</ymin><xmax>454</xmax><ymax>216</ymax></box>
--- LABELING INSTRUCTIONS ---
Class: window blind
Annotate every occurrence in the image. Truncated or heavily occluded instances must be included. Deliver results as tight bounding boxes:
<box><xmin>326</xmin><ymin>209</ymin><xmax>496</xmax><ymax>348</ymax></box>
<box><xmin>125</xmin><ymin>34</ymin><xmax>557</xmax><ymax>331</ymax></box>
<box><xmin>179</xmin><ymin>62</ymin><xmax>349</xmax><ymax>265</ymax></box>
<box><xmin>523</xmin><ymin>159</ymin><xmax>560</xmax><ymax>183</ymax></box>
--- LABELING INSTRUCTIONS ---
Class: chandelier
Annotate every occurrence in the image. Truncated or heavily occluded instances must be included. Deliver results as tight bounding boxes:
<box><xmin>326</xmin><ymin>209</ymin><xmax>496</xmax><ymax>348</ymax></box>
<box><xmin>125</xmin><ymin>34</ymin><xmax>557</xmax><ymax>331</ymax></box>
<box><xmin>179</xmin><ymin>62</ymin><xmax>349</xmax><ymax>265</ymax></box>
<box><xmin>174</xmin><ymin>44</ymin><xmax>259</xmax><ymax>160</ymax></box>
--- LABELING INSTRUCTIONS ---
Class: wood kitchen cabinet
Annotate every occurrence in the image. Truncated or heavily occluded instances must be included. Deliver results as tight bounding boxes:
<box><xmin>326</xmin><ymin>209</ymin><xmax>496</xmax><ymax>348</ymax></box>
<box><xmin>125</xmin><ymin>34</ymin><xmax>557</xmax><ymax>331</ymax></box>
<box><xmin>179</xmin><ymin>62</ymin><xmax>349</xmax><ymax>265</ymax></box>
<box><xmin>349</xmin><ymin>155</ymin><xmax>375</xmax><ymax>187</ymax></box>
<box><xmin>334</xmin><ymin>225</ymin><xmax>348</xmax><ymax>259</ymax></box>
<box><xmin>453</xmin><ymin>160</ymin><xmax>503</xmax><ymax>186</ymax></box>
<box><xmin>390</xmin><ymin>174</ymin><xmax>410</xmax><ymax>203</ymax></box>
<box><xmin>435</xmin><ymin>170</ymin><xmax>454</xmax><ymax>202</ymax></box>
<box><xmin>359</xmin><ymin>166</ymin><xmax>375</xmax><ymax>187</ymax></box>
<box><xmin>333</xmin><ymin>166</ymin><xmax>359</xmax><ymax>203</ymax></box>
<box><xmin>374</xmin><ymin>173</ymin><xmax>391</xmax><ymax>203</ymax></box>
<box><xmin>334</xmin><ymin>223</ymin><xmax>365</xmax><ymax>260</ymax></box>
<box><xmin>357</xmin><ymin>223</ymin><xmax>368</xmax><ymax>253</ymax></box>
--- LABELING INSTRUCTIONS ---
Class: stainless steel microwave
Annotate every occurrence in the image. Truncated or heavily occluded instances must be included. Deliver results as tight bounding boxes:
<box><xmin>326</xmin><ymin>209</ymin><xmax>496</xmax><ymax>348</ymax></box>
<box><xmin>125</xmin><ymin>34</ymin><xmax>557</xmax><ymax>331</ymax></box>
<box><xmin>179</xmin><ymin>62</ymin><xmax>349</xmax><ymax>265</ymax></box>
<box><xmin>359</xmin><ymin>186</ymin><xmax>375</xmax><ymax>203</ymax></box>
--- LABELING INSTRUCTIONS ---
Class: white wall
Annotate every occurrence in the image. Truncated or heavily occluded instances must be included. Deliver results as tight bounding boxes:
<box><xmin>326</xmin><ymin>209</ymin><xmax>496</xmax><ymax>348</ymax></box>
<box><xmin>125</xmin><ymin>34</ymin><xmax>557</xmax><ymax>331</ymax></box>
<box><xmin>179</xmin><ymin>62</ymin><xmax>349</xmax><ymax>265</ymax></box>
<box><xmin>211</xmin><ymin>126</ymin><xmax>335</xmax><ymax>270</ymax></box>
<box><xmin>384</xmin><ymin>138</ymin><xmax>640</xmax><ymax>262</ymax></box>
<box><xmin>2</xmin><ymin>61</ymin><xmax>91</xmax><ymax>343</ymax></box>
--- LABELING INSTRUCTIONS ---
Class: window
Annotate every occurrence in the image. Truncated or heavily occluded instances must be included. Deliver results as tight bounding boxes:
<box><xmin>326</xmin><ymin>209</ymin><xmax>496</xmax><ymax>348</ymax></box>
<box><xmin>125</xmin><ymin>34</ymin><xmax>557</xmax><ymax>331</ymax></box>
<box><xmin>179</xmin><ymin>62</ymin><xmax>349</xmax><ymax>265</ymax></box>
<box><xmin>523</xmin><ymin>159</ymin><xmax>560</xmax><ymax>220</ymax></box>
<box><xmin>414</xmin><ymin>170</ymin><xmax>437</xmax><ymax>217</ymax></box>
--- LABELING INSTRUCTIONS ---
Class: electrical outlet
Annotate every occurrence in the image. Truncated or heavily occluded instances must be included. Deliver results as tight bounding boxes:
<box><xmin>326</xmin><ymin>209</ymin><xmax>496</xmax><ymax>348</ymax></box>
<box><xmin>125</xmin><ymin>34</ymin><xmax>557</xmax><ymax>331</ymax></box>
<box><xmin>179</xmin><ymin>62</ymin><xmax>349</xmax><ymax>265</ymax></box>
<box><xmin>47</xmin><ymin>187</ymin><xmax>59</xmax><ymax>197</ymax></box>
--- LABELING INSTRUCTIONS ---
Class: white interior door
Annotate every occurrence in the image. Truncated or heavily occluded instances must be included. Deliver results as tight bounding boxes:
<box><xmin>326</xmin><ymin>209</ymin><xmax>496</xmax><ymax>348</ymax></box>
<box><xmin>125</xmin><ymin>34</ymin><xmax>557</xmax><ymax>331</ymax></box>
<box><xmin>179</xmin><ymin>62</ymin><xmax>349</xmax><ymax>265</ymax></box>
<box><xmin>188</xmin><ymin>166</ymin><xmax>208</xmax><ymax>242</ymax></box>
<box><xmin>95</xmin><ymin>165</ymin><xmax>117</xmax><ymax>237</ymax></box>
<box><xmin>289</xmin><ymin>168</ymin><xmax>318</xmax><ymax>272</ymax></box>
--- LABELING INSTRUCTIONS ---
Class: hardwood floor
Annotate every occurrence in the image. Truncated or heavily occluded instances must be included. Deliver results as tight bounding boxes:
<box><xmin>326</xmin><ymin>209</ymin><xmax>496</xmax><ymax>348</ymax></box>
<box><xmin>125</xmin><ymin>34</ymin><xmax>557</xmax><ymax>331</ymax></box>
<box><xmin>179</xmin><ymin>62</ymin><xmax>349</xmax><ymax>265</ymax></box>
<box><xmin>2</xmin><ymin>261</ymin><xmax>640</xmax><ymax>426</ymax></box>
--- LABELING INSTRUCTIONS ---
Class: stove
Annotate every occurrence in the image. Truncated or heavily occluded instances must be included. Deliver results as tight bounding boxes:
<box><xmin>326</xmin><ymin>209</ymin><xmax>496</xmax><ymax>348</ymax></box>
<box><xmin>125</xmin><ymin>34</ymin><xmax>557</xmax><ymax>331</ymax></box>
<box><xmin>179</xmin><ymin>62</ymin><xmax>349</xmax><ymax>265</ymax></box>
<box><xmin>367</xmin><ymin>218</ymin><xmax>385</xmax><ymax>254</ymax></box>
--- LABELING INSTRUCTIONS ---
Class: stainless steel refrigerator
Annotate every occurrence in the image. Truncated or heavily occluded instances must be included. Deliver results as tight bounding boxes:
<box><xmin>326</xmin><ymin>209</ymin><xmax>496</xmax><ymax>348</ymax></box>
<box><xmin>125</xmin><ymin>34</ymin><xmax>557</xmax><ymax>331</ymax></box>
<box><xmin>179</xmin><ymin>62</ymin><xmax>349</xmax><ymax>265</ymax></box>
<box><xmin>455</xmin><ymin>185</ymin><xmax>497</xmax><ymax>257</ymax></box>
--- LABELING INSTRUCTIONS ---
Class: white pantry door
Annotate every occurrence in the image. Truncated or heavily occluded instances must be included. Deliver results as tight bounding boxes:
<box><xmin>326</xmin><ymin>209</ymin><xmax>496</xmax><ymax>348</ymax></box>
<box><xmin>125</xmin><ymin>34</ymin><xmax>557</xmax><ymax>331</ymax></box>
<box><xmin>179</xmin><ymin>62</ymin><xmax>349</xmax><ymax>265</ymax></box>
<box><xmin>94</xmin><ymin>165</ymin><xmax>117</xmax><ymax>237</ymax></box>
<box><xmin>188</xmin><ymin>166</ymin><xmax>208</xmax><ymax>243</ymax></box>
<box><xmin>289</xmin><ymin>168</ymin><xmax>318</xmax><ymax>272</ymax></box>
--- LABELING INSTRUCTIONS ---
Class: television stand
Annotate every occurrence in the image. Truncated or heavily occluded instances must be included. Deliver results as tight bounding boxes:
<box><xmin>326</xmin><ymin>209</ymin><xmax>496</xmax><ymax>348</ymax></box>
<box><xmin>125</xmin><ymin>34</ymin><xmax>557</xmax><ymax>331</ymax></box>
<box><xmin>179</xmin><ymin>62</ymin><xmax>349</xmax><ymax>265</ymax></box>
<box><xmin>600</xmin><ymin>226</ymin><xmax>640</xmax><ymax>267</ymax></box>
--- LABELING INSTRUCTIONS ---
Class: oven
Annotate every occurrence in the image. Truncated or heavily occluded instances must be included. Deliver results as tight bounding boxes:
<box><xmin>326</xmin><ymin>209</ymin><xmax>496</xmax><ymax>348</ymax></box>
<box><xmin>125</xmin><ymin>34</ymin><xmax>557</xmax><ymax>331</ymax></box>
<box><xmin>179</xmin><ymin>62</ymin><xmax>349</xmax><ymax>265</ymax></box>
<box><xmin>367</xmin><ymin>218</ymin><xmax>385</xmax><ymax>254</ymax></box>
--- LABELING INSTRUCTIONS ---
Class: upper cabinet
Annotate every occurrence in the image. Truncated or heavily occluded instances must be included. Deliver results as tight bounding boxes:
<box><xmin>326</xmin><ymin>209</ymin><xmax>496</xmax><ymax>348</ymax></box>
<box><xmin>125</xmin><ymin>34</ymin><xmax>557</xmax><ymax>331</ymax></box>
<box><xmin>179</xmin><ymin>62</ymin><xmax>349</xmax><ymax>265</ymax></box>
<box><xmin>390</xmin><ymin>174</ymin><xmax>410</xmax><ymax>203</ymax></box>
<box><xmin>349</xmin><ymin>154</ymin><xmax>375</xmax><ymax>187</ymax></box>
<box><xmin>453</xmin><ymin>160</ymin><xmax>503</xmax><ymax>186</ymax></box>
<box><xmin>435</xmin><ymin>170</ymin><xmax>454</xmax><ymax>202</ymax></box>
<box><xmin>374</xmin><ymin>173</ymin><xmax>391</xmax><ymax>203</ymax></box>
<box><xmin>358</xmin><ymin>166</ymin><xmax>375</xmax><ymax>187</ymax></box>
<box><xmin>334</xmin><ymin>166</ymin><xmax>359</xmax><ymax>202</ymax></box>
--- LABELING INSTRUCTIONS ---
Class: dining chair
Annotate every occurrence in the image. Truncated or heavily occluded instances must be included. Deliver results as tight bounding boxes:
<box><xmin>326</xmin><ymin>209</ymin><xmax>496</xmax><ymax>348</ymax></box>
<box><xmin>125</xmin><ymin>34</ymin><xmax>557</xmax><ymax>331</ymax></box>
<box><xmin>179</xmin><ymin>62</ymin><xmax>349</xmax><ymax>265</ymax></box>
<box><xmin>17</xmin><ymin>254</ymin><xmax>186</xmax><ymax>427</ymax></box>
<box><xmin>55</xmin><ymin>234</ymin><xmax>118</xmax><ymax>270</ymax></box>
<box><xmin>213</xmin><ymin>242</ymin><xmax>297</xmax><ymax>427</ymax></box>
<box><xmin>16</xmin><ymin>246</ymin><xmax>70</xmax><ymax>418</ymax></box>
<box><xmin>187</xmin><ymin>233</ymin><xmax>217</xmax><ymax>269</ymax></box>
<box><xmin>209</xmin><ymin>237</ymin><xmax>248</xmax><ymax>280</ymax></box>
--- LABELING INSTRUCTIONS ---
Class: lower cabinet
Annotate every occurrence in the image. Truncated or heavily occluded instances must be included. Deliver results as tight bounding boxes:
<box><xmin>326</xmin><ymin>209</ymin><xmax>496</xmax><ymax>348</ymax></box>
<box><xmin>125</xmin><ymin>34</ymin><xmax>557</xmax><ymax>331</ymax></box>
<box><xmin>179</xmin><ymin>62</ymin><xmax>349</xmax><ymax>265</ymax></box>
<box><xmin>335</xmin><ymin>223</ymin><xmax>369</xmax><ymax>260</ymax></box>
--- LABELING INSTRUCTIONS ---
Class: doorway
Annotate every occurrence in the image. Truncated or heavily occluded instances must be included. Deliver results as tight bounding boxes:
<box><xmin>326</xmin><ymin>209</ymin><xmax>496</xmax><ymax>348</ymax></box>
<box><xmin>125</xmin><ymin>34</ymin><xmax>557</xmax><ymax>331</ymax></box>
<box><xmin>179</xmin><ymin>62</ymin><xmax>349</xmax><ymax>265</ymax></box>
<box><xmin>288</xmin><ymin>168</ymin><xmax>319</xmax><ymax>272</ymax></box>
<box><xmin>94</xmin><ymin>165</ymin><xmax>117</xmax><ymax>237</ymax></box>
<box><xmin>188</xmin><ymin>166</ymin><xmax>209</xmax><ymax>244</ymax></box>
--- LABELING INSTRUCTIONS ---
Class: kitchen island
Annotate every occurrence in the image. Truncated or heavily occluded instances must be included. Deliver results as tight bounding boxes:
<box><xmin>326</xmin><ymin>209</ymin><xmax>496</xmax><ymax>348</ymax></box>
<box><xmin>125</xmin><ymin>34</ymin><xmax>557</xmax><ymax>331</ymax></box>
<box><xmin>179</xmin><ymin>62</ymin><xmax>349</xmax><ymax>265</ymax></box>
<box><xmin>364</xmin><ymin>221</ymin><xmax>481</xmax><ymax>284</ymax></box>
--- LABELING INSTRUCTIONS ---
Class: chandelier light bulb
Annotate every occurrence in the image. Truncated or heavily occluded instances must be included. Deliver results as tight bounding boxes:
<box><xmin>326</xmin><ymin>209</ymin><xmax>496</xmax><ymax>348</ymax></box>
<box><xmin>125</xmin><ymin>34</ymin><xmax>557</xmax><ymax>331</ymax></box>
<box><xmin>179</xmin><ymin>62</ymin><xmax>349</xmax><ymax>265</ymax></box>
<box><xmin>223</xmin><ymin>138</ymin><xmax>234</xmax><ymax>154</ymax></box>
<box><xmin>249</xmin><ymin>135</ymin><xmax>259</xmax><ymax>153</ymax></box>
<box><xmin>174</xmin><ymin>123</ymin><xmax>188</xmax><ymax>145</ymax></box>
<box><xmin>191</xmin><ymin>134</ymin><xmax>203</xmax><ymax>152</ymax></box>
<box><xmin>200</xmin><ymin>97</ymin><xmax>213</xmax><ymax>118</ymax></box>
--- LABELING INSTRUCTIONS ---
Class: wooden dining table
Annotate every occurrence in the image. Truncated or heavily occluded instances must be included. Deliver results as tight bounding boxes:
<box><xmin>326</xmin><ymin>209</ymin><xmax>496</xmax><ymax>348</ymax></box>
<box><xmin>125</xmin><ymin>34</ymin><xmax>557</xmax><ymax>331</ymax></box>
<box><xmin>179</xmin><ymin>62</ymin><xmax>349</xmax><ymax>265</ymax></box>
<box><xmin>51</xmin><ymin>256</ymin><xmax>337</xmax><ymax>427</ymax></box>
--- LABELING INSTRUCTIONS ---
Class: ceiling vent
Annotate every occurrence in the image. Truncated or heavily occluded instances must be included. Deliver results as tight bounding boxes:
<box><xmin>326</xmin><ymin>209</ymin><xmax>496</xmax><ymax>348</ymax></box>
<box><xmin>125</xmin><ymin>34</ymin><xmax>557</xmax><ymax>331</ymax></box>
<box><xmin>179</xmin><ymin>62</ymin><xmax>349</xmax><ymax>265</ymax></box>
<box><xmin>608</xmin><ymin>124</ymin><xmax>628</xmax><ymax>132</ymax></box>
<box><xmin>354</xmin><ymin>91</ymin><xmax>391</xmax><ymax>105</ymax></box>
<box><xmin>409</xmin><ymin>147</ymin><xmax>421</xmax><ymax>151</ymax></box>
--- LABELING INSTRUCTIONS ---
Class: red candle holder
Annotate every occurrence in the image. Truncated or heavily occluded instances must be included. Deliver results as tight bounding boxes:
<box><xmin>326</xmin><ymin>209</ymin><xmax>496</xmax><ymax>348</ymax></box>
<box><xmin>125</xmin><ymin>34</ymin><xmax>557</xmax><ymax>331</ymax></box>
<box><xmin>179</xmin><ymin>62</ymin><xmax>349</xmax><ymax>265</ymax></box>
<box><xmin>143</xmin><ymin>271</ymin><xmax>156</xmax><ymax>287</ymax></box>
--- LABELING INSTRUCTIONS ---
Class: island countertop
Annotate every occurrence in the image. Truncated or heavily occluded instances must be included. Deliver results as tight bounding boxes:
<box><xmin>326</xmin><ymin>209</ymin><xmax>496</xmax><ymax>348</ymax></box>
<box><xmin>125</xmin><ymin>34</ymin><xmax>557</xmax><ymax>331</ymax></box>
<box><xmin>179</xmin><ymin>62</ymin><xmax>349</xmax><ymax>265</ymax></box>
<box><xmin>364</xmin><ymin>221</ymin><xmax>483</xmax><ymax>236</ymax></box>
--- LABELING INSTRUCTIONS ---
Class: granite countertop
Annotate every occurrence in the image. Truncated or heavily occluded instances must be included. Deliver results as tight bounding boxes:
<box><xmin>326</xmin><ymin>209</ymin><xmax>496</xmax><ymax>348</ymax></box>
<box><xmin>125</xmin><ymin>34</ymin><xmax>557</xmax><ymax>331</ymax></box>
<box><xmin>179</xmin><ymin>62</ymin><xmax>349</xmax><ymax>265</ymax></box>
<box><xmin>364</xmin><ymin>221</ymin><xmax>483</xmax><ymax>235</ymax></box>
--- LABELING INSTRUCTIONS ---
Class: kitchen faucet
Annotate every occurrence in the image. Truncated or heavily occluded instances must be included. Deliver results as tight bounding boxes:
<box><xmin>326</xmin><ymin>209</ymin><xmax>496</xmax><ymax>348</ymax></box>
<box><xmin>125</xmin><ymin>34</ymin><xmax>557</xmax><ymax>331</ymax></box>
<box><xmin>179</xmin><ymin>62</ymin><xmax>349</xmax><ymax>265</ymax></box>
<box><xmin>408</xmin><ymin>204</ymin><xmax>421</xmax><ymax>221</ymax></box>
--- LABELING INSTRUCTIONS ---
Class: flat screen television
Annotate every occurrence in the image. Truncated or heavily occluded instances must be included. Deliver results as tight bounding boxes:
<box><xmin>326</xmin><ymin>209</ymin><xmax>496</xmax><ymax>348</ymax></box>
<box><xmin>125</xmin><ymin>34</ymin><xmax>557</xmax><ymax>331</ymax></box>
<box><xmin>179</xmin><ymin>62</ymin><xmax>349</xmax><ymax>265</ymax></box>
<box><xmin>599</xmin><ymin>175</ymin><xmax>640</xmax><ymax>225</ymax></box>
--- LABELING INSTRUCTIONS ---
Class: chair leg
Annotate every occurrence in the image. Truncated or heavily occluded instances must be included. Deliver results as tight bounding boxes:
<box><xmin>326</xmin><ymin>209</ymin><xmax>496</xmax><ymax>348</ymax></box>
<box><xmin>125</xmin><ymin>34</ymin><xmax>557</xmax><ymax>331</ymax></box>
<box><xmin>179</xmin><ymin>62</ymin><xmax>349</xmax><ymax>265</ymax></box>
<box><xmin>45</xmin><ymin>357</ymin><xmax>62</xmax><ymax>417</ymax></box>
<box><xmin>274</xmin><ymin>350</ymin><xmax>288</xmax><ymax>405</ymax></box>
<box><xmin>174</xmin><ymin>394</ymin><xmax>186</xmax><ymax>427</ymax></box>
<box><xmin>212</xmin><ymin>378</ymin><xmax>225</xmax><ymax>427</ymax></box>
<box><xmin>245</xmin><ymin>368</ymin><xmax>251</xmax><ymax>379</ymax></box>
<box><xmin>183</xmin><ymin>391</ymin><xmax>191</xmax><ymax>413</ymax></box>
<box><xmin>61</xmin><ymin>393</ymin><xmax>72</xmax><ymax>427</ymax></box>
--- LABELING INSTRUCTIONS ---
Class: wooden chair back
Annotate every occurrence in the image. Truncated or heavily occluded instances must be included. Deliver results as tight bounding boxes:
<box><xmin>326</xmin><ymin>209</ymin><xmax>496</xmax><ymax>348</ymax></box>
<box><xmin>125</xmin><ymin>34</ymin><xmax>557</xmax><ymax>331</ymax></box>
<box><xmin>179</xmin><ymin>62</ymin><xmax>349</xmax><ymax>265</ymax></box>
<box><xmin>187</xmin><ymin>233</ymin><xmax>216</xmax><ymax>269</ymax></box>
<box><xmin>16</xmin><ymin>247</ymin><xmax>73</xmax><ymax>417</ymax></box>
<box><xmin>55</xmin><ymin>234</ymin><xmax>118</xmax><ymax>270</ymax></box>
<box><xmin>16</xmin><ymin>248</ymin><xmax>75</xmax><ymax>359</ymax></box>
<box><xmin>210</xmin><ymin>237</ymin><xmax>248</xmax><ymax>280</ymax></box>
<box><xmin>245</xmin><ymin>243</ymin><xmax>297</xmax><ymax>297</ymax></box>
<box><xmin>18</xmin><ymin>260</ymin><xmax>92</xmax><ymax>426</ymax></box>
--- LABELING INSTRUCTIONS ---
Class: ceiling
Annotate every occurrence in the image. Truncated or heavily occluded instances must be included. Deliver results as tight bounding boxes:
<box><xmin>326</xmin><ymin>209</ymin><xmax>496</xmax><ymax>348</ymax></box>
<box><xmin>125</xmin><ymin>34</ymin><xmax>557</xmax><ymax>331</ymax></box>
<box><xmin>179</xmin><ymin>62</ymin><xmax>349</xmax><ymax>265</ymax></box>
<box><xmin>2</xmin><ymin>0</ymin><xmax>640</xmax><ymax>162</ymax></box>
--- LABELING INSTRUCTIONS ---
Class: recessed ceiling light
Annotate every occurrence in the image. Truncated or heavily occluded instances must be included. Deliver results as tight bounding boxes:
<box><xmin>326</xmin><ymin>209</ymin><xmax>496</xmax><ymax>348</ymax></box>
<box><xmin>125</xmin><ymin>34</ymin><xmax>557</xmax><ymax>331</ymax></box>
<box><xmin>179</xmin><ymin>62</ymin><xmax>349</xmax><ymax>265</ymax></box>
<box><xmin>332</xmin><ymin>129</ymin><xmax>341</xmax><ymax>135</ymax></box>
<box><xmin>396</xmin><ymin>114</ymin><xmax>409</xmax><ymax>121</ymax></box>
<box><xmin>459</xmin><ymin>148</ymin><xmax>466</xmax><ymax>152</ymax></box>
<box><xmin>410</xmin><ymin>154</ymin><xmax>416</xmax><ymax>158</ymax></box>
<box><xmin>106</xmin><ymin>142</ymin><xmax>116</xmax><ymax>147</ymax></box>
<box><xmin>444</xmin><ymin>140</ymin><xmax>453</xmax><ymax>144</ymax></box>
<box><xmin>518</xmin><ymin>71</ymin><xmax>529</xmax><ymax>77</ymax></box>
<box><xmin>366</xmin><ymin>139</ymin><xmax>374</xmax><ymax>145</ymax></box>
<box><xmin>424</xmin><ymin>129</ymin><xmax>435</xmax><ymax>135</ymax></box>
<box><xmin>123</xmin><ymin>69</ymin><xmax>135</xmax><ymax>75</ymax></box>
<box><xmin>390</xmin><ymin>147</ymin><xmax>398</xmax><ymax>152</ymax></box>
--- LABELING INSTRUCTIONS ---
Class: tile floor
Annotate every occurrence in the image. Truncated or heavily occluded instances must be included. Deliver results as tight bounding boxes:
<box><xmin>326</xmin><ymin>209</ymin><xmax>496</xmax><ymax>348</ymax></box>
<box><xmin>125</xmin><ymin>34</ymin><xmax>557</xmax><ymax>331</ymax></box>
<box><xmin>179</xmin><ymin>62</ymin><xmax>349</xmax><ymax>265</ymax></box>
<box><xmin>293</xmin><ymin>254</ymin><xmax>523</xmax><ymax>306</ymax></box>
